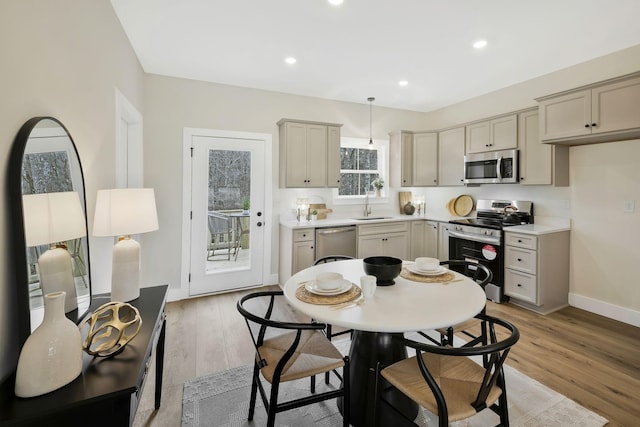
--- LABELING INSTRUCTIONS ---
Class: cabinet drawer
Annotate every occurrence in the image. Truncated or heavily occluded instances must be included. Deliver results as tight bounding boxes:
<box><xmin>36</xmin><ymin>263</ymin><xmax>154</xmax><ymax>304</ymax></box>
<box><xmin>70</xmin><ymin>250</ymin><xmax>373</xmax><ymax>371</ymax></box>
<box><xmin>293</xmin><ymin>228</ymin><xmax>314</xmax><ymax>242</ymax></box>
<box><xmin>505</xmin><ymin>246</ymin><xmax>537</xmax><ymax>274</ymax></box>
<box><xmin>358</xmin><ymin>221</ymin><xmax>408</xmax><ymax>236</ymax></box>
<box><xmin>505</xmin><ymin>269</ymin><xmax>537</xmax><ymax>303</ymax></box>
<box><xmin>505</xmin><ymin>233</ymin><xmax>537</xmax><ymax>250</ymax></box>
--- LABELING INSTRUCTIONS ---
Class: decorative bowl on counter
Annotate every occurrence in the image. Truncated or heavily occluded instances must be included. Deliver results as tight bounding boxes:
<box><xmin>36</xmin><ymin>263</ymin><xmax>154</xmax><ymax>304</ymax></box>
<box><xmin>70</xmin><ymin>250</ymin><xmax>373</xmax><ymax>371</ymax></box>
<box><xmin>363</xmin><ymin>256</ymin><xmax>403</xmax><ymax>286</ymax></box>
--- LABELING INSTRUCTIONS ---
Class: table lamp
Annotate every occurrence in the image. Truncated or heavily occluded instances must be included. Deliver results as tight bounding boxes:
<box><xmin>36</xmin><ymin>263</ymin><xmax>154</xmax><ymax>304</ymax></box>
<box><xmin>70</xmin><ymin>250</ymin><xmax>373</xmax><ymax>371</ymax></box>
<box><xmin>23</xmin><ymin>191</ymin><xmax>87</xmax><ymax>313</ymax></box>
<box><xmin>296</xmin><ymin>198</ymin><xmax>308</xmax><ymax>222</ymax></box>
<box><xmin>93</xmin><ymin>188</ymin><xmax>159</xmax><ymax>302</ymax></box>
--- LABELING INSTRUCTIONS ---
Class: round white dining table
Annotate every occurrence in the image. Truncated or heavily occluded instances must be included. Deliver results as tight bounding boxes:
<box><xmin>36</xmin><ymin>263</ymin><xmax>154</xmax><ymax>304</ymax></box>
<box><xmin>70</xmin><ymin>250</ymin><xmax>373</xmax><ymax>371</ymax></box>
<box><xmin>283</xmin><ymin>258</ymin><xmax>487</xmax><ymax>426</ymax></box>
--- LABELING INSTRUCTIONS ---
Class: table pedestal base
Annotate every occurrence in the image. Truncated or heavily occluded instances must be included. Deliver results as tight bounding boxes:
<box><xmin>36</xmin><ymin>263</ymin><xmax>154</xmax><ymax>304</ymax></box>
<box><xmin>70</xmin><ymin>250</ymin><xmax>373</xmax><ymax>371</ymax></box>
<box><xmin>338</xmin><ymin>331</ymin><xmax>418</xmax><ymax>426</ymax></box>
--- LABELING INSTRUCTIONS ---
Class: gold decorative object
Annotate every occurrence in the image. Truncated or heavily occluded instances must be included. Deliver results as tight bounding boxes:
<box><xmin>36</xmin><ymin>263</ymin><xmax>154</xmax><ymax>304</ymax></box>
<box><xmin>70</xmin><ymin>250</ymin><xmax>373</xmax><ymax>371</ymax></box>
<box><xmin>80</xmin><ymin>301</ymin><xmax>142</xmax><ymax>357</ymax></box>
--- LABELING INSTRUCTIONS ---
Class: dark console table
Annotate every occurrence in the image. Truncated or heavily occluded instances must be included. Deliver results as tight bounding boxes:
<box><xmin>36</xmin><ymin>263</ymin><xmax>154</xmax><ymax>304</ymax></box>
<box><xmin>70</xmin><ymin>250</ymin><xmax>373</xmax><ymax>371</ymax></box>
<box><xmin>0</xmin><ymin>285</ymin><xmax>167</xmax><ymax>426</ymax></box>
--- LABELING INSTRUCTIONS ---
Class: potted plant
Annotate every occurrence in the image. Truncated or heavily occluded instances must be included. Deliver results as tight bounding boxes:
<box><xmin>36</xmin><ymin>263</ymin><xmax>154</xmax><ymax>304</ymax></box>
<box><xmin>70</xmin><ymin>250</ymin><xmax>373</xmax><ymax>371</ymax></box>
<box><xmin>242</xmin><ymin>198</ymin><xmax>250</xmax><ymax>214</ymax></box>
<box><xmin>310</xmin><ymin>209</ymin><xmax>318</xmax><ymax>221</ymax></box>
<box><xmin>372</xmin><ymin>177</ymin><xmax>384</xmax><ymax>196</ymax></box>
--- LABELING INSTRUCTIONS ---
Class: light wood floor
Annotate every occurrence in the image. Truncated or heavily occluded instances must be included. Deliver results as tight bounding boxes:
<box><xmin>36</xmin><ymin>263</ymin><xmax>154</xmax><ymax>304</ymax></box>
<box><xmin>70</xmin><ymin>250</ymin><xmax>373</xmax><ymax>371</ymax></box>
<box><xmin>133</xmin><ymin>286</ymin><xmax>640</xmax><ymax>426</ymax></box>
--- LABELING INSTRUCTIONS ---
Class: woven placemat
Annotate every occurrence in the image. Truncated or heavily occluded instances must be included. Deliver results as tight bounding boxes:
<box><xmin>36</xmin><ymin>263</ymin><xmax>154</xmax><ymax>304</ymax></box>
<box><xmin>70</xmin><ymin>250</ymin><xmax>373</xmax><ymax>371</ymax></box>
<box><xmin>295</xmin><ymin>283</ymin><xmax>361</xmax><ymax>305</ymax></box>
<box><xmin>400</xmin><ymin>268</ymin><xmax>456</xmax><ymax>283</ymax></box>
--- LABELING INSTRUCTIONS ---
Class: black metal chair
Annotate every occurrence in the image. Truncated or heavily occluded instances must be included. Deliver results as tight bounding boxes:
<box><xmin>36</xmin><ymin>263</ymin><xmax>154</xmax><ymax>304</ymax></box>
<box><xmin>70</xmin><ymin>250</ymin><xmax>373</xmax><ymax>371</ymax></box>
<box><xmin>237</xmin><ymin>290</ymin><xmax>350</xmax><ymax>427</ymax></box>
<box><xmin>419</xmin><ymin>260</ymin><xmax>493</xmax><ymax>347</ymax></box>
<box><xmin>207</xmin><ymin>211</ymin><xmax>235</xmax><ymax>260</ymax></box>
<box><xmin>374</xmin><ymin>314</ymin><xmax>520</xmax><ymax>427</ymax></box>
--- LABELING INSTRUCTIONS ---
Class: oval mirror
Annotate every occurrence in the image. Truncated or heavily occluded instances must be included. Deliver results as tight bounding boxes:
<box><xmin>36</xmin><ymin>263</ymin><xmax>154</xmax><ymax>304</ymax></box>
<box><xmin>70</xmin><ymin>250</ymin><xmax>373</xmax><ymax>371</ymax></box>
<box><xmin>9</xmin><ymin>117</ymin><xmax>91</xmax><ymax>345</ymax></box>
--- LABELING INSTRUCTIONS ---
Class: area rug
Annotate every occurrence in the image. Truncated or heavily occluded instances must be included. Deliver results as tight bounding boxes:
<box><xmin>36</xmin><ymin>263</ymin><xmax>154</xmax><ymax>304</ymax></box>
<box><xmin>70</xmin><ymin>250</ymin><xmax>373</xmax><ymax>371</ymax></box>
<box><xmin>182</xmin><ymin>339</ymin><xmax>608</xmax><ymax>427</ymax></box>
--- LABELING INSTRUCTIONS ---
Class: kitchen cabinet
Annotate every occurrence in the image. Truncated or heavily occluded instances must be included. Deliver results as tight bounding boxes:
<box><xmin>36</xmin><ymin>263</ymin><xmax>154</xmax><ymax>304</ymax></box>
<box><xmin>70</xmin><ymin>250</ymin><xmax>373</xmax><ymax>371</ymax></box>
<box><xmin>357</xmin><ymin>221</ymin><xmax>409</xmax><ymax>260</ymax></box>
<box><xmin>465</xmin><ymin>114</ymin><xmax>517</xmax><ymax>154</ymax></box>
<box><xmin>438</xmin><ymin>127</ymin><xmax>465</xmax><ymax>186</ymax></box>
<box><xmin>389</xmin><ymin>131</ymin><xmax>438</xmax><ymax>187</ymax></box>
<box><xmin>326</xmin><ymin>125</ymin><xmax>342</xmax><ymax>188</ymax></box>
<box><xmin>518</xmin><ymin>109</ymin><xmax>569</xmax><ymax>186</ymax></box>
<box><xmin>278</xmin><ymin>119</ymin><xmax>342</xmax><ymax>188</ymax></box>
<box><xmin>279</xmin><ymin>226</ymin><xmax>316</xmax><ymax>284</ymax></box>
<box><xmin>412</xmin><ymin>132</ymin><xmax>438</xmax><ymax>186</ymax></box>
<box><xmin>537</xmin><ymin>73</ymin><xmax>640</xmax><ymax>144</ymax></box>
<box><xmin>410</xmin><ymin>220</ymin><xmax>437</xmax><ymax>260</ymax></box>
<box><xmin>437</xmin><ymin>222</ymin><xmax>451</xmax><ymax>261</ymax></box>
<box><xmin>504</xmin><ymin>230</ymin><xmax>570</xmax><ymax>314</ymax></box>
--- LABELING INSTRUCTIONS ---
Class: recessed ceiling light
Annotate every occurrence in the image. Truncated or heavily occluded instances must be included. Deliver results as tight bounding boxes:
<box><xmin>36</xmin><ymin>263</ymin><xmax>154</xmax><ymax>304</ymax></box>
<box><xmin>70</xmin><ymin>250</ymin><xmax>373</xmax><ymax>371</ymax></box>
<box><xmin>398</xmin><ymin>80</ymin><xmax>409</xmax><ymax>87</ymax></box>
<box><xmin>473</xmin><ymin>40</ymin><xmax>488</xmax><ymax>49</ymax></box>
<box><xmin>284</xmin><ymin>57</ymin><xmax>297</xmax><ymax>65</ymax></box>
<box><xmin>328</xmin><ymin>0</ymin><xmax>344</xmax><ymax>5</ymax></box>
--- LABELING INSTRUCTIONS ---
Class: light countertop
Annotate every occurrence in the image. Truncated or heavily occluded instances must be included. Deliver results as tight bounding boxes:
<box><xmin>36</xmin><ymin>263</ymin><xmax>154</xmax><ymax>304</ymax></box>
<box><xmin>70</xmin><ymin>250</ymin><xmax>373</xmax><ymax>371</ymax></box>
<box><xmin>280</xmin><ymin>210</ymin><xmax>463</xmax><ymax>229</ymax></box>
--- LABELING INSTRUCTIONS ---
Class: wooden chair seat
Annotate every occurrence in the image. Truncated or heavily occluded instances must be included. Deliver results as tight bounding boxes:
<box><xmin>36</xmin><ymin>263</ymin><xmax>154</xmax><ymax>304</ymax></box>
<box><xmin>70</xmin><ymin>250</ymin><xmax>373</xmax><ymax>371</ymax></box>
<box><xmin>258</xmin><ymin>329</ymin><xmax>345</xmax><ymax>383</ymax></box>
<box><xmin>382</xmin><ymin>352</ymin><xmax>503</xmax><ymax>422</ymax></box>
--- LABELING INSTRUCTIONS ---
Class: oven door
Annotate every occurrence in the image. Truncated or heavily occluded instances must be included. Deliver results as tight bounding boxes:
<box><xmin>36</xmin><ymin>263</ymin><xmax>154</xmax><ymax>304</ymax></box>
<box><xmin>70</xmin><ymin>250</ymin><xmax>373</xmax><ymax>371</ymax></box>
<box><xmin>448</xmin><ymin>234</ymin><xmax>504</xmax><ymax>302</ymax></box>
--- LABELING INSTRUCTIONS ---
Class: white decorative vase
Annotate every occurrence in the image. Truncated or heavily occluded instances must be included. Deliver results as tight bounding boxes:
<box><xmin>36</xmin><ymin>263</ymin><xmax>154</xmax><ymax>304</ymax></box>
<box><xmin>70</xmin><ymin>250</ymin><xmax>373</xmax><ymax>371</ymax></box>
<box><xmin>15</xmin><ymin>291</ymin><xmax>83</xmax><ymax>398</ymax></box>
<box><xmin>375</xmin><ymin>189</ymin><xmax>381</xmax><ymax>197</ymax></box>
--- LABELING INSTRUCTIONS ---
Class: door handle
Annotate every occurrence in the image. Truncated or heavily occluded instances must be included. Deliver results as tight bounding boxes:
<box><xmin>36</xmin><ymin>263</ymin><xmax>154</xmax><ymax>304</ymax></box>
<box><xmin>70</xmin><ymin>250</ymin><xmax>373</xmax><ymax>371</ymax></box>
<box><xmin>257</xmin><ymin>222</ymin><xmax>263</xmax><ymax>227</ymax></box>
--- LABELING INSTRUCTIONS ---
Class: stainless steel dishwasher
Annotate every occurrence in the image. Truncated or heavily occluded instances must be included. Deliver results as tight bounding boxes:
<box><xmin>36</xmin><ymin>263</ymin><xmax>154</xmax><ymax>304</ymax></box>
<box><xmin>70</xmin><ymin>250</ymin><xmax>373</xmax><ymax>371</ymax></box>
<box><xmin>315</xmin><ymin>226</ymin><xmax>357</xmax><ymax>260</ymax></box>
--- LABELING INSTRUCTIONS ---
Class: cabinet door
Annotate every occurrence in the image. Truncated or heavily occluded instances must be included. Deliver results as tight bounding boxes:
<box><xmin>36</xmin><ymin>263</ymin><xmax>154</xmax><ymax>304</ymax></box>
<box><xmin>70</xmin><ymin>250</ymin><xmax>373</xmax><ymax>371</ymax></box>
<box><xmin>490</xmin><ymin>114</ymin><xmax>517</xmax><ymax>151</ymax></box>
<box><xmin>410</xmin><ymin>221</ymin><xmax>425</xmax><ymax>259</ymax></box>
<box><xmin>538</xmin><ymin>90</ymin><xmax>591</xmax><ymax>140</ymax></box>
<box><xmin>466</xmin><ymin>121</ymin><xmax>491</xmax><ymax>154</ymax></box>
<box><xmin>519</xmin><ymin>110</ymin><xmax>551</xmax><ymax>185</ymax></box>
<box><xmin>505</xmin><ymin>269</ymin><xmax>537</xmax><ymax>303</ymax></box>
<box><xmin>412</xmin><ymin>132</ymin><xmax>438</xmax><ymax>186</ymax></box>
<box><xmin>305</xmin><ymin>124</ymin><xmax>327</xmax><ymax>187</ymax></box>
<box><xmin>438</xmin><ymin>127</ymin><xmax>465</xmax><ymax>186</ymax></box>
<box><xmin>437</xmin><ymin>222</ymin><xmax>450</xmax><ymax>261</ymax></box>
<box><xmin>284</xmin><ymin>122</ymin><xmax>310</xmax><ymax>187</ymax></box>
<box><xmin>592</xmin><ymin>76</ymin><xmax>640</xmax><ymax>134</ymax></box>
<box><xmin>384</xmin><ymin>232</ymin><xmax>409</xmax><ymax>260</ymax></box>
<box><xmin>292</xmin><ymin>241</ymin><xmax>315</xmax><ymax>274</ymax></box>
<box><xmin>424</xmin><ymin>221</ymin><xmax>438</xmax><ymax>258</ymax></box>
<box><xmin>400</xmin><ymin>132</ymin><xmax>413</xmax><ymax>186</ymax></box>
<box><xmin>326</xmin><ymin>125</ymin><xmax>341</xmax><ymax>188</ymax></box>
<box><xmin>358</xmin><ymin>234</ymin><xmax>385</xmax><ymax>259</ymax></box>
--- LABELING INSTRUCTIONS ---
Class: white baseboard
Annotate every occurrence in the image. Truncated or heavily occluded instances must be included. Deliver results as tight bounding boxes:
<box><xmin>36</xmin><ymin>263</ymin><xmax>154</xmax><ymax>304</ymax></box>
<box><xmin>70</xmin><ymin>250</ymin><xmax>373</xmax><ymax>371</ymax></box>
<box><xmin>569</xmin><ymin>293</ymin><xmax>640</xmax><ymax>327</ymax></box>
<box><xmin>167</xmin><ymin>273</ymin><xmax>280</xmax><ymax>303</ymax></box>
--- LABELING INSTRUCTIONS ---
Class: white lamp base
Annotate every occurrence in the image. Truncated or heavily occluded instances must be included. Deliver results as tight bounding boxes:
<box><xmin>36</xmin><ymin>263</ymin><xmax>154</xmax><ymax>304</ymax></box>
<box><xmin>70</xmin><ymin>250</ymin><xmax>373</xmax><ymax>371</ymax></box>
<box><xmin>38</xmin><ymin>247</ymin><xmax>78</xmax><ymax>313</ymax></box>
<box><xmin>111</xmin><ymin>237</ymin><xmax>140</xmax><ymax>302</ymax></box>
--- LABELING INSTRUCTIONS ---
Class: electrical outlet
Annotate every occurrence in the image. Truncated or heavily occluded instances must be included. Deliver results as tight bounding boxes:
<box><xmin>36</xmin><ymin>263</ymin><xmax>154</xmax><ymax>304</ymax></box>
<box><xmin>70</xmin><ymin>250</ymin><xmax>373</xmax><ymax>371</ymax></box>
<box><xmin>623</xmin><ymin>200</ymin><xmax>635</xmax><ymax>213</ymax></box>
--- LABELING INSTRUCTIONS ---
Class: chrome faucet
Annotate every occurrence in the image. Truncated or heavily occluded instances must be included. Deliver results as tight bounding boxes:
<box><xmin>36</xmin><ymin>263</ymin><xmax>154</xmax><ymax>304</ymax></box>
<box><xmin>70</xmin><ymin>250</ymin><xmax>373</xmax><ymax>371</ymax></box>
<box><xmin>363</xmin><ymin>192</ymin><xmax>371</xmax><ymax>217</ymax></box>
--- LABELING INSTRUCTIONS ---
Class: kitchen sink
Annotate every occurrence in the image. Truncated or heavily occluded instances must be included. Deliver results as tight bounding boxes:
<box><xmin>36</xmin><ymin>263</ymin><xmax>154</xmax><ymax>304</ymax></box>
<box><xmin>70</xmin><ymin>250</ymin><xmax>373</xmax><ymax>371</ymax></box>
<box><xmin>351</xmin><ymin>216</ymin><xmax>393</xmax><ymax>221</ymax></box>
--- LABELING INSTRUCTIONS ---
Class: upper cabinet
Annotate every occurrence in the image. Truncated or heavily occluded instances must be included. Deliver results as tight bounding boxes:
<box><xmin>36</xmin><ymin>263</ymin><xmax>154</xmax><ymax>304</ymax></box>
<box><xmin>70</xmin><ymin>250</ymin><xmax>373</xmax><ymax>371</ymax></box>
<box><xmin>465</xmin><ymin>114</ymin><xmax>517</xmax><ymax>154</ymax></box>
<box><xmin>518</xmin><ymin>109</ymin><xmax>569</xmax><ymax>186</ymax></box>
<box><xmin>278</xmin><ymin>119</ymin><xmax>342</xmax><ymax>188</ymax></box>
<box><xmin>537</xmin><ymin>73</ymin><xmax>640</xmax><ymax>145</ymax></box>
<box><xmin>438</xmin><ymin>127</ymin><xmax>465</xmax><ymax>186</ymax></box>
<box><xmin>390</xmin><ymin>131</ymin><xmax>438</xmax><ymax>187</ymax></box>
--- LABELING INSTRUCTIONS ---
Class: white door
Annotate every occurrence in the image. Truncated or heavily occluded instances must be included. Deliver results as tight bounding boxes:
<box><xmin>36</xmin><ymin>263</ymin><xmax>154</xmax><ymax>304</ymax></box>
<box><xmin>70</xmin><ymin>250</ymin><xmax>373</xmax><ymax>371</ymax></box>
<box><xmin>188</xmin><ymin>134</ymin><xmax>266</xmax><ymax>295</ymax></box>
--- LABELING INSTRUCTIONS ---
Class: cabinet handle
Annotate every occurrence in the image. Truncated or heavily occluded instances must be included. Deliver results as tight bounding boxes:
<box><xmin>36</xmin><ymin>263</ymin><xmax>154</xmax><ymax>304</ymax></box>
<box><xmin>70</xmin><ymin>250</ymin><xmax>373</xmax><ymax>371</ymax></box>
<box><xmin>517</xmin><ymin>239</ymin><xmax>522</xmax><ymax>242</ymax></box>
<box><xmin>592</xmin><ymin>123</ymin><xmax>597</xmax><ymax>127</ymax></box>
<box><xmin>517</xmin><ymin>258</ymin><xmax>522</xmax><ymax>262</ymax></box>
<box><xmin>517</xmin><ymin>283</ymin><xmax>522</xmax><ymax>287</ymax></box>
<box><xmin>585</xmin><ymin>124</ymin><xmax>590</xmax><ymax>128</ymax></box>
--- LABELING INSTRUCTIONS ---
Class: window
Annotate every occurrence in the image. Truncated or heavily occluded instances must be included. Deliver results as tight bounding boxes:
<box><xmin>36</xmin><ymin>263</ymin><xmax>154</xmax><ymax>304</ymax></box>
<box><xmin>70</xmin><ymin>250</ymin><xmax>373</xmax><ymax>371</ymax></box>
<box><xmin>336</xmin><ymin>137</ymin><xmax>387</xmax><ymax>199</ymax></box>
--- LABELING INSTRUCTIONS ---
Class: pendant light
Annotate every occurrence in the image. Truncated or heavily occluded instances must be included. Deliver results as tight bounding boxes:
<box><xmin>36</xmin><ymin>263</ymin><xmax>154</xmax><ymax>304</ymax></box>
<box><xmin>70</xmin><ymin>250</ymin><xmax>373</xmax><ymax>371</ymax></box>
<box><xmin>368</xmin><ymin>97</ymin><xmax>375</xmax><ymax>147</ymax></box>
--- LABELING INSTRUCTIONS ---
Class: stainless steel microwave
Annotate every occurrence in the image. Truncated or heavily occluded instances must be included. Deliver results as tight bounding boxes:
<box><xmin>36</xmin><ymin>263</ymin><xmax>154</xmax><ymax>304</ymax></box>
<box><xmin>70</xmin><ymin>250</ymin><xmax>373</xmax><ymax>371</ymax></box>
<box><xmin>464</xmin><ymin>149</ymin><xmax>519</xmax><ymax>184</ymax></box>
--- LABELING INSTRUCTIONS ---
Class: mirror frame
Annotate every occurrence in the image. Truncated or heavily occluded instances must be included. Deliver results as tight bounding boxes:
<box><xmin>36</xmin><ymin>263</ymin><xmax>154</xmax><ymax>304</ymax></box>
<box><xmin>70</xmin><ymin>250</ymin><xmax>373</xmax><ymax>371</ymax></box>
<box><xmin>8</xmin><ymin>116</ymin><xmax>92</xmax><ymax>347</ymax></box>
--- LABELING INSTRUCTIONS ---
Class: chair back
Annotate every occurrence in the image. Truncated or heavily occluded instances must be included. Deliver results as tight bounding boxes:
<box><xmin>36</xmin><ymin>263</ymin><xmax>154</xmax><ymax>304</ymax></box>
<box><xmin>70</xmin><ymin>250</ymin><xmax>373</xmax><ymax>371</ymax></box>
<box><xmin>404</xmin><ymin>314</ymin><xmax>519</xmax><ymax>415</ymax></box>
<box><xmin>208</xmin><ymin>211</ymin><xmax>231</xmax><ymax>234</ymax></box>
<box><xmin>237</xmin><ymin>291</ymin><xmax>326</xmax><ymax>368</ymax></box>
<box><xmin>440</xmin><ymin>259</ymin><xmax>492</xmax><ymax>288</ymax></box>
<box><xmin>313</xmin><ymin>255</ymin><xmax>354</xmax><ymax>265</ymax></box>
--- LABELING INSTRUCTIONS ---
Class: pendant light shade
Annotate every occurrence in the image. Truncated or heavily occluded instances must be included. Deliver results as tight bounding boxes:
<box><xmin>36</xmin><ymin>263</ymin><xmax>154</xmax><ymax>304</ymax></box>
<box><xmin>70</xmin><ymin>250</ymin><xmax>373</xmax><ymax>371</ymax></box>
<box><xmin>368</xmin><ymin>97</ymin><xmax>375</xmax><ymax>146</ymax></box>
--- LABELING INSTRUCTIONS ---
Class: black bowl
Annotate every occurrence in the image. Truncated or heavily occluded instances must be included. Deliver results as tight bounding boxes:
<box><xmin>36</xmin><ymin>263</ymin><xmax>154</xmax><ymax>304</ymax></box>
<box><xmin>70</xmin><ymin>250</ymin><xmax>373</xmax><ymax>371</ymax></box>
<box><xmin>363</xmin><ymin>256</ymin><xmax>403</xmax><ymax>286</ymax></box>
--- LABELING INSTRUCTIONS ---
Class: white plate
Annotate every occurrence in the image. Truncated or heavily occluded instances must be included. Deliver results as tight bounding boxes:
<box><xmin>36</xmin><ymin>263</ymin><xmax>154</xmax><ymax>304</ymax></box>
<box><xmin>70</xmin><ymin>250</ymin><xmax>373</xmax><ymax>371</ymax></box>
<box><xmin>407</xmin><ymin>265</ymin><xmax>448</xmax><ymax>276</ymax></box>
<box><xmin>305</xmin><ymin>279</ymin><xmax>352</xmax><ymax>296</ymax></box>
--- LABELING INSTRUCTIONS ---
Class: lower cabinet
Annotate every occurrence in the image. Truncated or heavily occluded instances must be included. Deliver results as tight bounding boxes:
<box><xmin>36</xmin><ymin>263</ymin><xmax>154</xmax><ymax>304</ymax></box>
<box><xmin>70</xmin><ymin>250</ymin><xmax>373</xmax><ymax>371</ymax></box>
<box><xmin>279</xmin><ymin>226</ymin><xmax>315</xmax><ymax>284</ymax></box>
<box><xmin>504</xmin><ymin>230</ymin><xmax>570</xmax><ymax>314</ymax></box>
<box><xmin>409</xmin><ymin>220</ymin><xmax>438</xmax><ymax>260</ymax></box>
<box><xmin>437</xmin><ymin>222</ymin><xmax>451</xmax><ymax>261</ymax></box>
<box><xmin>357</xmin><ymin>221</ymin><xmax>409</xmax><ymax>260</ymax></box>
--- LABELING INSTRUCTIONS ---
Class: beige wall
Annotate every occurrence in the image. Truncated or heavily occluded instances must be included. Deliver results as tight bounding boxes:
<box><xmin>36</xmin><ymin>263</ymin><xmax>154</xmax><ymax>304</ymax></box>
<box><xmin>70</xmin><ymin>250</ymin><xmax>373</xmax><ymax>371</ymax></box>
<box><xmin>0</xmin><ymin>0</ymin><xmax>144</xmax><ymax>380</ymax></box>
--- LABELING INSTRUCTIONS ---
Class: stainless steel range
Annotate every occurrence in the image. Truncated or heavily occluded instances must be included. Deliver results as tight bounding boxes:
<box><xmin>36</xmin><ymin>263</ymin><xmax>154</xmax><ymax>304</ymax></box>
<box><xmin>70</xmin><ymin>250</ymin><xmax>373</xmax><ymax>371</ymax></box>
<box><xmin>448</xmin><ymin>199</ymin><xmax>533</xmax><ymax>302</ymax></box>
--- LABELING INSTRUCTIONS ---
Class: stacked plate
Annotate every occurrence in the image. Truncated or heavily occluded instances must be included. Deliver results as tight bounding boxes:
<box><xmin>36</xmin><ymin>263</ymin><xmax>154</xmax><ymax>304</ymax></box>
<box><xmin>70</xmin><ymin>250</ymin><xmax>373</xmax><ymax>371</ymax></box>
<box><xmin>305</xmin><ymin>279</ymin><xmax>352</xmax><ymax>296</ymax></box>
<box><xmin>447</xmin><ymin>194</ymin><xmax>474</xmax><ymax>216</ymax></box>
<box><xmin>407</xmin><ymin>264</ymin><xmax>448</xmax><ymax>276</ymax></box>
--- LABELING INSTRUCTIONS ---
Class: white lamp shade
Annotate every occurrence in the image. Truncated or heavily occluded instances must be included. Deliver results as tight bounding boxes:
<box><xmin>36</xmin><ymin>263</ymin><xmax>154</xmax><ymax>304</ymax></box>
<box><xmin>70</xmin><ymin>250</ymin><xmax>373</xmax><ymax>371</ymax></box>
<box><xmin>93</xmin><ymin>188</ymin><xmax>159</xmax><ymax>237</ymax></box>
<box><xmin>23</xmin><ymin>192</ymin><xmax>87</xmax><ymax>247</ymax></box>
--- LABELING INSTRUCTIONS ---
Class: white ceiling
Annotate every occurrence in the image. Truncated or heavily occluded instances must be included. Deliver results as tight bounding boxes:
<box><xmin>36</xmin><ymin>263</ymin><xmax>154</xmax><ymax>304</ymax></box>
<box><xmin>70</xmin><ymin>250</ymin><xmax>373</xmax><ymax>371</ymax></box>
<box><xmin>110</xmin><ymin>0</ymin><xmax>640</xmax><ymax>112</ymax></box>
